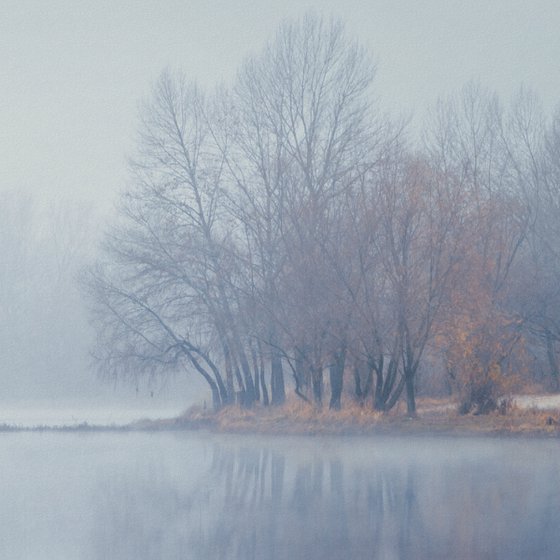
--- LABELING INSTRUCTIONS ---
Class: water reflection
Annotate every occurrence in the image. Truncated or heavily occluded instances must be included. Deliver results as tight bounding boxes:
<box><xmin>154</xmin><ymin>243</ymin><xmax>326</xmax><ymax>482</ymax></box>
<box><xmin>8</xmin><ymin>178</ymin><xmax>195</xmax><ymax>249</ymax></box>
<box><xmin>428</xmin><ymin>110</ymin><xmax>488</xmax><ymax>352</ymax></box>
<box><xmin>89</xmin><ymin>435</ymin><xmax>560</xmax><ymax>560</ymax></box>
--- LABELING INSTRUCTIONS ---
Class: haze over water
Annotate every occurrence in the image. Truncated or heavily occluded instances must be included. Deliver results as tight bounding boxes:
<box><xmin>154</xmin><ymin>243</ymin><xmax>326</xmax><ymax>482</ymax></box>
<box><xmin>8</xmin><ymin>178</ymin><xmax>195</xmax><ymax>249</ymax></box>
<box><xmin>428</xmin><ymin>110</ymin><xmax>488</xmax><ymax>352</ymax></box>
<box><xmin>2</xmin><ymin>4</ymin><xmax>560</xmax><ymax>558</ymax></box>
<box><xmin>1</xmin><ymin>432</ymin><xmax>558</xmax><ymax>560</ymax></box>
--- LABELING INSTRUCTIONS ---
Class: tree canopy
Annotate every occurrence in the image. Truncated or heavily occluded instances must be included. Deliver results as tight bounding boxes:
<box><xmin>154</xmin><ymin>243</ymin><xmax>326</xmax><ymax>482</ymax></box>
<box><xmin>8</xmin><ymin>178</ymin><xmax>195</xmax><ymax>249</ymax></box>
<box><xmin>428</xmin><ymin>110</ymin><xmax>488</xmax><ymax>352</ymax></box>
<box><xmin>85</xmin><ymin>15</ymin><xmax>560</xmax><ymax>415</ymax></box>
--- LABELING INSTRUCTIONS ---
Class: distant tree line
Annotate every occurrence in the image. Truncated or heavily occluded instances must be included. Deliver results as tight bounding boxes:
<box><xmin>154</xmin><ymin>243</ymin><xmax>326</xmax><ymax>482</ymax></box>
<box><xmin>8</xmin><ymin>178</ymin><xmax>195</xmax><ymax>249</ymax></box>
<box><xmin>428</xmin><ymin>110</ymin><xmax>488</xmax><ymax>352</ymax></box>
<box><xmin>0</xmin><ymin>192</ymin><xmax>94</xmax><ymax>399</ymax></box>
<box><xmin>84</xmin><ymin>15</ymin><xmax>560</xmax><ymax>416</ymax></box>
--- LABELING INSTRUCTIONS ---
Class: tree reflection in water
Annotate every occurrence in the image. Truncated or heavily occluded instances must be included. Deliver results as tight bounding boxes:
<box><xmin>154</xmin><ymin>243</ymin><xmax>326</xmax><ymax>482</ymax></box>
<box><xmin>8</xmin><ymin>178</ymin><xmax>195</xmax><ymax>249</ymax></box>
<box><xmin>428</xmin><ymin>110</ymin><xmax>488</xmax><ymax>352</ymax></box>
<box><xmin>93</xmin><ymin>436</ymin><xmax>560</xmax><ymax>560</ymax></box>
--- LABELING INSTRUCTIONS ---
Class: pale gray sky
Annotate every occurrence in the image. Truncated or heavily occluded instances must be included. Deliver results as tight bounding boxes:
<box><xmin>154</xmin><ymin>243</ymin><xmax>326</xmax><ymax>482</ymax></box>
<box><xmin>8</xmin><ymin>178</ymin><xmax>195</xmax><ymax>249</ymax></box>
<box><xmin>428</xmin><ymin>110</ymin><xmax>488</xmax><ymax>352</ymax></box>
<box><xmin>1</xmin><ymin>0</ymin><xmax>560</xmax><ymax>410</ymax></box>
<box><xmin>2</xmin><ymin>0</ymin><xmax>560</xmax><ymax>210</ymax></box>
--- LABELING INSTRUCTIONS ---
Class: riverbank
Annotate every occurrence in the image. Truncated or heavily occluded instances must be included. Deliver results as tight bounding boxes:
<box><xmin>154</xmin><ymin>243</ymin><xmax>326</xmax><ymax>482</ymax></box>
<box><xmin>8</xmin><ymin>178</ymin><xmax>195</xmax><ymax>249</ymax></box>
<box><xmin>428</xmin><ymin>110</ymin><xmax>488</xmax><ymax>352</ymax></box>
<box><xmin>136</xmin><ymin>395</ymin><xmax>560</xmax><ymax>438</ymax></box>
<box><xmin>1</xmin><ymin>396</ymin><xmax>558</xmax><ymax>437</ymax></box>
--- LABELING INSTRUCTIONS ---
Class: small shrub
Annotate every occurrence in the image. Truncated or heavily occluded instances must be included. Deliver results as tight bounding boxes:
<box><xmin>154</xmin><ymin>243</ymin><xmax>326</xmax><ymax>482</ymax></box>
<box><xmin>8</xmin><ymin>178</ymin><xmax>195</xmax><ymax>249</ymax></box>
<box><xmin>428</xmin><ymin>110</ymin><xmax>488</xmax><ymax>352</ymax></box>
<box><xmin>457</xmin><ymin>363</ymin><xmax>519</xmax><ymax>415</ymax></box>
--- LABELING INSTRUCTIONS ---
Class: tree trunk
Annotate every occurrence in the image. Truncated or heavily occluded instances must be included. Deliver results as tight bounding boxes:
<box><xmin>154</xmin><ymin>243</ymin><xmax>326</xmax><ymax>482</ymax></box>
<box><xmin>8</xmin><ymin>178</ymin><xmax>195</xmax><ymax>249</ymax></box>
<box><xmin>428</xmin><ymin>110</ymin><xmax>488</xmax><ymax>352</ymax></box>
<box><xmin>545</xmin><ymin>330</ymin><xmax>560</xmax><ymax>391</ymax></box>
<box><xmin>209</xmin><ymin>383</ymin><xmax>222</xmax><ymax>411</ymax></box>
<box><xmin>257</xmin><ymin>342</ymin><xmax>270</xmax><ymax>406</ymax></box>
<box><xmin>353</xmin><ymin>364</ymin><xmax>363</xmax><ymax>401</ymax></box>
<box><xmin>312</xmin><ymin>366</ymin><xmax>323</xmax><ymax>408</ymax></box>
<box><xmin>183</xmin><ymin>350</ymin><xmax>224</xmax><ymax>410</ymax></box>
<box><xmin>250</xmin><ymin>343</ymin><xmax>261</xmax><ymax>402</ymax></box>
<box><xmin>404</xmin><ymin>369</ymin><xmax>416</xmax><ymax>417</ymax></box>
<box><xmin>223</xmin><ymin>343</ymin><xmax>235</xmax><ymax>404</ymax></box>
<box><xmin>235</xmin><ymin>344</ymin><xmax>257</xmax><ymax>407</ymax></box>
<box><xmin>373</xmin><ymin>368</ymin><xmax>385</xmax><ymax>411</ymax></box>
<box><xmin>293</xmin><ymin>350</ymin><xmax>309</xmax><ymax>401</ymax></box>
<box><xmin>329</xmin><ymin>348</ymin><xmax>346</xmax><ymax>410</ymax></box>
<box><xmin>271</xmin><ymin>351</ymin><xmax>285</xmax><ymax>405</ymax></box>
<box><xmin>260</xmin><ymin>365</ymin><xmax>270</xmax><ymax>406</ymax></box>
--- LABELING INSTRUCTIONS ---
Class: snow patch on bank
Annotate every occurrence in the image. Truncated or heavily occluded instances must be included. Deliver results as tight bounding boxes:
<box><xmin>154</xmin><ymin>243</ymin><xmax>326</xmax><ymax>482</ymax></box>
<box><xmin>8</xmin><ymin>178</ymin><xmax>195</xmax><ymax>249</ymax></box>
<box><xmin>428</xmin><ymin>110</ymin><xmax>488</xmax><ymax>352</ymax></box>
<box><xmin>512</xmin><ymin>394</ymin><xmax>560</xmax><ymax>411</ymax></box>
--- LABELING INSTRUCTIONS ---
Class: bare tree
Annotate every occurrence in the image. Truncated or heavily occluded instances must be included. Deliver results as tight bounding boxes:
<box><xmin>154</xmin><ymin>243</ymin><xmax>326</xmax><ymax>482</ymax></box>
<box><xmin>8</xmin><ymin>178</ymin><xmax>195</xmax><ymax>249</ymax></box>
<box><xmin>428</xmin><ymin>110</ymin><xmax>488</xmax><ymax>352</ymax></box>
<box><xmin>87</xmin><ymin>16</ymin><xmax>555</xmax><ymax>419</ymax></box>
<box><xmin>224</xmin><ymin>14</ymin><xmax>381</xmax><ymax>407</ymax></box>
<box><xmin>424</xmin><ymin>84</ymin><xmax>532</xmax><ymax>411</ymax></box>
<box><xmin>85</xmin><ymin>71</ymin><xmax>252</xmax><ymax>409</ymax></box>
<box><xmin>512</xmin><ymin>100</ymin><xmax>560</xmax><ymax>390</ymax></box>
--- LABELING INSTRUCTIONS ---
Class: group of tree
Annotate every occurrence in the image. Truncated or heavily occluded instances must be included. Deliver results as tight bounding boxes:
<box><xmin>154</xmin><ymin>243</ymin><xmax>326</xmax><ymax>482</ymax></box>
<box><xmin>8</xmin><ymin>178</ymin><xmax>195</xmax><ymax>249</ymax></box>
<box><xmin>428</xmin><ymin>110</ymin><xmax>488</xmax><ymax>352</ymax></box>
<box><xmin>84</xmin><ymin>15</ymin><xmax>560</xmax><ymax>416</ymax></box>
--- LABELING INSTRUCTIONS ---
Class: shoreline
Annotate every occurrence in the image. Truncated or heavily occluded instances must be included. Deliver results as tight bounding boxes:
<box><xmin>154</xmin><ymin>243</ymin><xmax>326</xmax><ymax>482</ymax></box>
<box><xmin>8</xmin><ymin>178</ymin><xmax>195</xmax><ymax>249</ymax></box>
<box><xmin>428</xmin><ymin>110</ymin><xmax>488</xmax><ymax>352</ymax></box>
<box><xmin>2</xmin><ymin>398</ymin><xmax>558</xmax><ymax>439</ymax></box>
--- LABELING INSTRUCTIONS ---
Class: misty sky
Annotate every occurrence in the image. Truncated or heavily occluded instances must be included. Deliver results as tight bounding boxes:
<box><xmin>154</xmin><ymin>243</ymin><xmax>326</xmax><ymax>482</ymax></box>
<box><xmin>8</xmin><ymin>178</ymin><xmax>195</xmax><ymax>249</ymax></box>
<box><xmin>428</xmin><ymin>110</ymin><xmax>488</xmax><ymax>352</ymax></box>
<box><xmin>3</xmin><ymin>0</ymin><xmax>560</xmax><ymax>212</ymax></box>
<box><xmin>1</xmin><ymin>1</ymin><xmax>560</xmax><ymax>410</ymax></box>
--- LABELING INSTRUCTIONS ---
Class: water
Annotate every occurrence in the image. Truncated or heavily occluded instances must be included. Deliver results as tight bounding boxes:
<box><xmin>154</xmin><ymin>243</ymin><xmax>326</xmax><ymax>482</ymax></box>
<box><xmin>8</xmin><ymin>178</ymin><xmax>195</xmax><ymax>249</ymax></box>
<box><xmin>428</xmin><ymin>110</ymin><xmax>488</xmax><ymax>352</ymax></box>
<box><xmin>0</xmin><ymin>405</ymin><xmax>184</xmax><ymax>428</ymax></box>
<box><xmin>0</xmin><ymin>432</ymin><xmax>558</xmax><ymax>559</ymax></box>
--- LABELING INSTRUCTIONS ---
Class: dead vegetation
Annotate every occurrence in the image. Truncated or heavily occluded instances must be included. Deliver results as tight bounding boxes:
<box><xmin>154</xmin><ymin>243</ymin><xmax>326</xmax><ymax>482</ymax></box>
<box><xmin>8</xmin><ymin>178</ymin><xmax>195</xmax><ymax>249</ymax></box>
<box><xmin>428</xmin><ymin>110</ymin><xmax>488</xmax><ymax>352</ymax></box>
<box><xmin>168</xmin><ymin>395</ymin><xmax>560</xmax><ymax>437</ymax></box>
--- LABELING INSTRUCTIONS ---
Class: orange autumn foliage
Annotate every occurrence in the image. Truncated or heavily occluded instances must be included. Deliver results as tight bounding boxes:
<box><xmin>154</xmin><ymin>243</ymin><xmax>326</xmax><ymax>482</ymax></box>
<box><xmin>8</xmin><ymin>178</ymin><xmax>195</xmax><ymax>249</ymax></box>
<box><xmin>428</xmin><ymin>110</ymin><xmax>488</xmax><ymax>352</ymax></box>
<box><xmin>435</xmin><ymin>209</ymin><xmax>528</xmax><ymax>413</ymax></box>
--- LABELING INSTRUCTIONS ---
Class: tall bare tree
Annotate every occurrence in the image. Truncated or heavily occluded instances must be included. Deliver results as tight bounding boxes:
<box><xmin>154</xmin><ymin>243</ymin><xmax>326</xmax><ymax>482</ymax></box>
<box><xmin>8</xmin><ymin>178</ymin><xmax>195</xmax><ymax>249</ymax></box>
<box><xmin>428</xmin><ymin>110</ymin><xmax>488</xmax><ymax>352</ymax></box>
<box><xmin>224</xmin><ymin>14</ymin><xmax>381</xmax><ymax>407</ymax></box>
<box><xmin>424</xmin><ymin>84</ymin><xmax>532</xmax><ymax>411</ymax></box>
<box><xmin>85</xmin><ymin>71</ymin><xmax>251</xmax><ymax>409</ymax></box>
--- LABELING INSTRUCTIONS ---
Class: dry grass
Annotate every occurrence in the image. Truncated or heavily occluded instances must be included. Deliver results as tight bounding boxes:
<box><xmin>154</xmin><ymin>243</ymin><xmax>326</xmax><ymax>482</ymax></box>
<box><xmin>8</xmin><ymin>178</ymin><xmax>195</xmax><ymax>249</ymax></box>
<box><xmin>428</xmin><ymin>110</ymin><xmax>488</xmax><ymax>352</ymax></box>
<box><xmin>168</xmin><ymin>394</ymin><xmax>560</xmax><ymax>438</ymax></box>
<box><xmin>211</xmin><ymin>398</ymin><xmax>385</xmax><ymax>435</ymax></box>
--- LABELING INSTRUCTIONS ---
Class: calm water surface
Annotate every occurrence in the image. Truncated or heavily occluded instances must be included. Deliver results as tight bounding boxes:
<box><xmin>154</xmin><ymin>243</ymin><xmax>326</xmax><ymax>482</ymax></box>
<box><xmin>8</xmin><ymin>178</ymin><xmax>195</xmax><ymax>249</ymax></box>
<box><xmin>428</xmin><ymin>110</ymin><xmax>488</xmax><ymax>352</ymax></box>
<box><xmin>0</xmin><ymin>431</ymin><xmax>558</xmax><ymax>559</ymax></box>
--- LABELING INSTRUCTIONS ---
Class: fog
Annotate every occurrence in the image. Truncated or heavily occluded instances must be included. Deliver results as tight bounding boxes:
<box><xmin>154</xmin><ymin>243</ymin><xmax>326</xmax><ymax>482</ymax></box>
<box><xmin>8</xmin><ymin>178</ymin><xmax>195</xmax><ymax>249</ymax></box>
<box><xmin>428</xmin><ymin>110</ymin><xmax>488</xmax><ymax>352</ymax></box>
<box><xmin>2</xmin><ymin>2</ymin><xmax>560</xmax><ymax>416</ymax></box>
<box><xmin>2</xmin><ymin>5</ymin><xmax>560</xmax><ymax>555</ymax></box>
<box><xmin>0</xmin><ymin>189</ymin><xmax>200</xmax><ymax>422</ymax></box>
